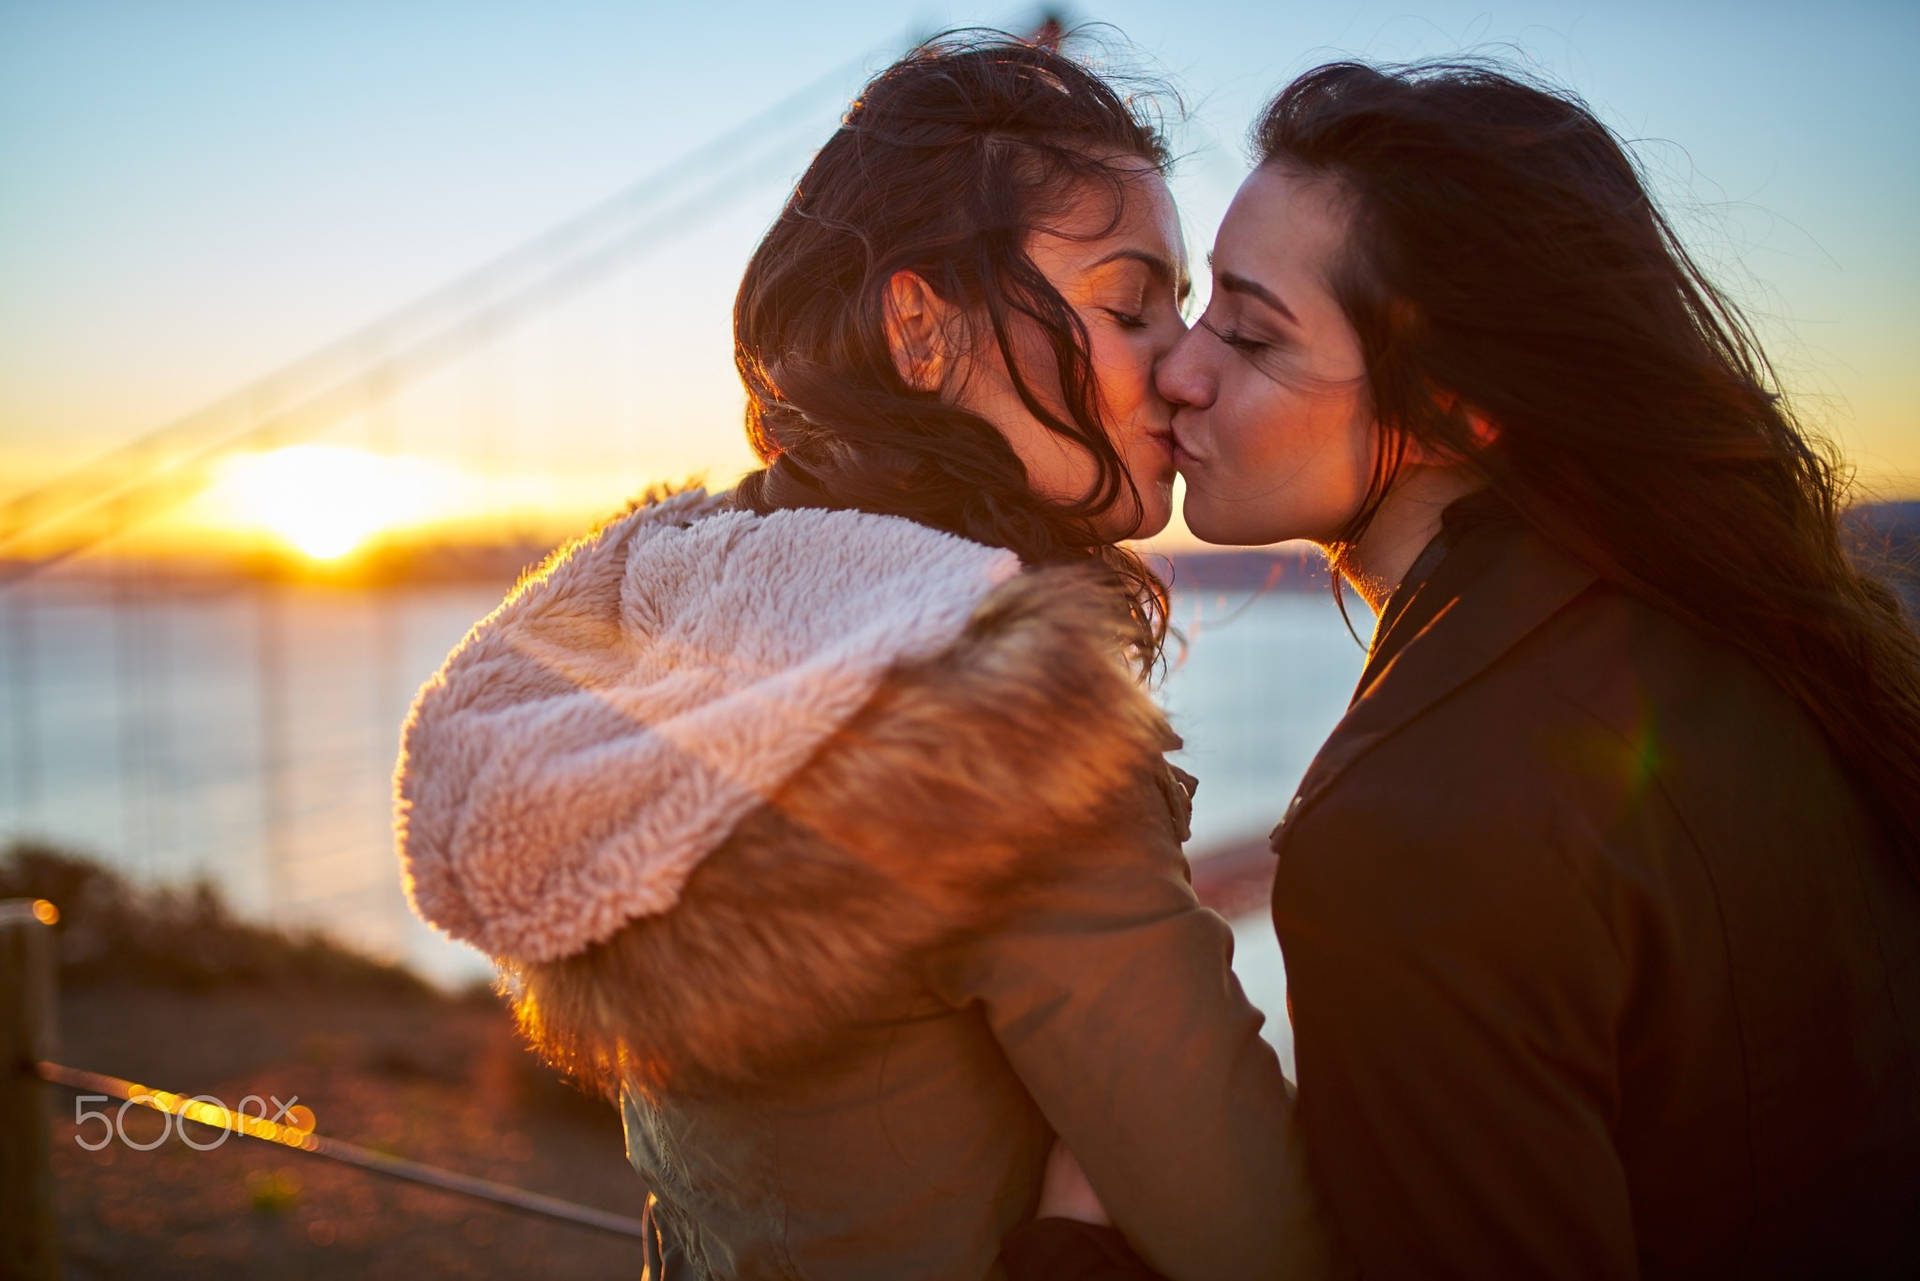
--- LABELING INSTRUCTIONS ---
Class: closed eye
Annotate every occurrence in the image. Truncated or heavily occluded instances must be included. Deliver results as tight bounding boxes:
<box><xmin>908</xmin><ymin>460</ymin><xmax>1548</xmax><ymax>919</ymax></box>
<box><xmin>1102</xmin><ymin>308</ymin><xmax>1148</xmax><ymax>330</ymax></box>
<box><xmin>1198</xmin><ymin>315</ymin><xmax>1267</xmax><ymax>354</ymax></box>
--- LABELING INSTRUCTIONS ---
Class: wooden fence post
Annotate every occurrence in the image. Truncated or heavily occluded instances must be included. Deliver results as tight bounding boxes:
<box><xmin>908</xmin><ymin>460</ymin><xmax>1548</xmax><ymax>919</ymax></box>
<box><xmin>1</xmin><ymin>897</ymin><xmax>61</xmax><ymax>1280</ymax></box>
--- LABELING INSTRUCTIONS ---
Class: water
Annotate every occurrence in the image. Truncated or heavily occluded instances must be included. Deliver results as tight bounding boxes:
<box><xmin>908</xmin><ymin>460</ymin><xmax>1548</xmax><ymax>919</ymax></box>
<box><xmin>0</xmin><ymin>576</ymin><xmax>1364</xmax><ymax>1062</ymax></box>
<box><xmin>1161</xmin><ymin>588</ymin><xmax>1365</xmax><ymax>1073</ymax></box>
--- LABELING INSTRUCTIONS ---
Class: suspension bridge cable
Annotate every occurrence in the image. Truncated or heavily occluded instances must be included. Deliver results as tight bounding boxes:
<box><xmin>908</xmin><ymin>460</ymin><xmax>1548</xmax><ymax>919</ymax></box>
<box><xmin>0</xmin><ymin>36</ymin><xmax>895</xmax><ymax>554</ymax></box>
<box><xmin>0</xmin><ymin>121</ymin><xmax>811</xmax><ymax>585</ymax></box>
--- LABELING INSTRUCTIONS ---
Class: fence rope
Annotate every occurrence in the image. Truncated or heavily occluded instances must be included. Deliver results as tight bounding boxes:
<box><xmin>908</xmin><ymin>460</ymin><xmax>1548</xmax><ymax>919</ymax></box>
<box><xmin>35</xmin><ymin>1059</ymin><xmax>651</xmax><ymax>1241</ymax></box>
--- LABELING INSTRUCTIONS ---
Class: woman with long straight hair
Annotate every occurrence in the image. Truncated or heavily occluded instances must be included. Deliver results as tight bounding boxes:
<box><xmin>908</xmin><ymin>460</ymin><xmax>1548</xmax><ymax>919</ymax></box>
<box><xmin>1023</xmin><ymin>59</ymin><xmax>1920</xmax><ymax>1279</ymax></box>
<box><xmin>394</xmin><ymin>35</ymin><xmax>1341</xmax><ymax>1281</ymax></box>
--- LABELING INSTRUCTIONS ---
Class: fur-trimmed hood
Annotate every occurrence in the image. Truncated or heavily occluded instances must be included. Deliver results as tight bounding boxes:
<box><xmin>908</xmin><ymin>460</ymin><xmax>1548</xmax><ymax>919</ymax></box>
<box><xmin>393</xmin><ymin>488</ymin><xmax>1182</xmax><ymax>1090</ymax></box>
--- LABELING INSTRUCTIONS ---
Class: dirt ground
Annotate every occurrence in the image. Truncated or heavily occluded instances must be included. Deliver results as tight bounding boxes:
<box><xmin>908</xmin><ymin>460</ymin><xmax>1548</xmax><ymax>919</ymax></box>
<box><xmin>43</xmin><ymin>979</ymin><xmax>649</xmax><ymax>1280</ymax></box>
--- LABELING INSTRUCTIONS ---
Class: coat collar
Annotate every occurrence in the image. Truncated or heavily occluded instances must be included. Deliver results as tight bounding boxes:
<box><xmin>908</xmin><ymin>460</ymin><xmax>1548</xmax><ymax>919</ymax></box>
<box><xmin>1269</xmin><ymin>497</ymin><xmax>1600</xmax><ymax>849</ymax></box>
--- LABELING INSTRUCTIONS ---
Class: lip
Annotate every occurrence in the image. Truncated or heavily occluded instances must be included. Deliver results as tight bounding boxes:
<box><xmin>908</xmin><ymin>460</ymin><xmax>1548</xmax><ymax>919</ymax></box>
<box><xmin>1166</xmin><ymin>424</ymin><xmax>1199</xmax><ymax>468</ymax></box>
<box><xmin>1143</xmin><ymin>426</ymin><xmax>1177</xmax><ymax>469</ymax></box>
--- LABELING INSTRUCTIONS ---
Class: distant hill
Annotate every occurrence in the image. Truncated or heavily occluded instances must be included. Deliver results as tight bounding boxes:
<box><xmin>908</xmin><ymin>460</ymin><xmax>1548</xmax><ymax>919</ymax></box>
<box><xmin>1847</xmin><ymin>500</ymin><xmax>1920</xmax><ymax>613</ymax></box>
<box><xmin>1162</xmin><ymin>544</ymin><xmax>1331</xmax><ymax>595</ymax></box>
<box><xmin>13</xmin><ymin>500</ymin><xmax>1911</xmax><ymax>599</ymax></box>
<box><xmin>1158</xmin><ymin>500</ymin><xmax>1920</xmax><ymax>604</ymax></box>
<box><xmin>1849</xmin><ymin>500</ymin><xmax>1920</xmax><ymax>543</ymax></box>
<box><xmin>1152</xmin><ymin>545</ymin><xmax>1336</xmax><ymax>595</ymax></box>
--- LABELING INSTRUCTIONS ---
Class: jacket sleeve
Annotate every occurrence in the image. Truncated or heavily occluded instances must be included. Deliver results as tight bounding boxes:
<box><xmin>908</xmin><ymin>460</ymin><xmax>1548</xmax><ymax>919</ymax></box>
<box><xmin>926</xmin><ymin>765</ymin><xmax>1346</xmax><ymax>1281</ymax></box>
<box><xmin>1272</xmin><ymin>792</ymin><xmax>1636</xmax><ymax>1281</ymax></box>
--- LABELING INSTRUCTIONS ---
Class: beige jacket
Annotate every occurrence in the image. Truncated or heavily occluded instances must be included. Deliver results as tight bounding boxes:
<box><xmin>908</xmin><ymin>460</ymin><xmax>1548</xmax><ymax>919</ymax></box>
<box><xmin>396</xmin><ymin>489</ymin><xmax>1339</xmax><ymax>1280</ymax></box>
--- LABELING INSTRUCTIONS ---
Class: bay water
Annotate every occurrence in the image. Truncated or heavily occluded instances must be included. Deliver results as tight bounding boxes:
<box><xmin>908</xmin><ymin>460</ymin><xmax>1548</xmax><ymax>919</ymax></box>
<box><xmin>0</xmin><ymin>578</ymin><xmax>1368</xmax><ymax>1071</ymax></box>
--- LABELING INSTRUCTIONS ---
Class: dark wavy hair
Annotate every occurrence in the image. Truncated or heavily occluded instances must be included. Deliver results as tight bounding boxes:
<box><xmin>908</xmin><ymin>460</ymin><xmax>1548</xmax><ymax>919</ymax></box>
<box><xmin>732</xmin><ymin>32</ymin><xmax>1172</xmax><ymax>673</ymax></box>
<box><xmin>1256</xmin><ymin>60</ymin><xmax>1920</xmax><ymax>855</ymax></box>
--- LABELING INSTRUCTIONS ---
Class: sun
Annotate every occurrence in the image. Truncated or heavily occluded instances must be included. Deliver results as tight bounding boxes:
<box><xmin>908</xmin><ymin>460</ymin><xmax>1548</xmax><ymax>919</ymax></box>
<box><xmin>205</xmin><ymin>445</ymin><xmax>454</xmax><ymax>560</ymax></box>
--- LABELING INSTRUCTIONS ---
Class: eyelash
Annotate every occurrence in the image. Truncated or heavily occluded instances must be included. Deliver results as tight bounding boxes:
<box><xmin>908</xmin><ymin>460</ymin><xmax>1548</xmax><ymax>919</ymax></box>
<box><xmin>1103</xmin><ymin>308</ymin><xmax>1148</xmax><ymax>330</ymax></box>
<box><xmin>1199</xmin><ymin>316</ymin><xmax>1267</xmax><ymax>354</ymax></box>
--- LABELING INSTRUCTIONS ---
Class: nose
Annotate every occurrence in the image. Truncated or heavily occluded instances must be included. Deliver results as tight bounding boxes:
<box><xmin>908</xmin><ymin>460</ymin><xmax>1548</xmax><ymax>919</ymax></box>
<box><xmin>1154</xmin><ymin>322</ymin><xmax>1215</xmax><ymax>410</ymax></box>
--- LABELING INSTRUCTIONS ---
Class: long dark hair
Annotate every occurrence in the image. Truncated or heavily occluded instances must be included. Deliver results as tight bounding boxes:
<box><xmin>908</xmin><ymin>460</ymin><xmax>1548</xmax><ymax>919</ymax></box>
<box><xmin>1257</xmin><ymin>60</ymin><xmax>1920</xmax><ymax>854</ymax></box>
<box><xmin>732</xmin><ymin>32</ymin><xmax>1172</xmax><ymax>672</ymax></box>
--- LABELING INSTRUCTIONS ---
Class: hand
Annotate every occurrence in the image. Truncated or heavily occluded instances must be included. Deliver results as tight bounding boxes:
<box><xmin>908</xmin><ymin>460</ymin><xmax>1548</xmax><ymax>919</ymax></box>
<box><xmin>1036</xmin><ymin>1137</ymin><xmax>1112</xmax><ymax>1226</ymax></box>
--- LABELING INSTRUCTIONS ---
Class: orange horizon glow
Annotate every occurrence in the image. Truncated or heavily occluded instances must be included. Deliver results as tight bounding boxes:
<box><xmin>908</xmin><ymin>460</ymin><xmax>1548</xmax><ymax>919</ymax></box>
<box><xmin>0</xmin><ymin>446</ymin><xmax>752</xmax><ymax>567</ymax></box>
<box><xmin>191</xmin><ymin>445</ymin><xmax>471</xmax><ymax>561</ymax></box>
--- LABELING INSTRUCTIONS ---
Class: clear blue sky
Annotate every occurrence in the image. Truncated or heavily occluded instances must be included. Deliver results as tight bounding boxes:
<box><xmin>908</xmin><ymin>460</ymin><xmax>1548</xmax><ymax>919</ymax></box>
<box><xmin>4</xmin><ymin>0</ymin><xmax>1916</xmax><ymax>537</ymax></box>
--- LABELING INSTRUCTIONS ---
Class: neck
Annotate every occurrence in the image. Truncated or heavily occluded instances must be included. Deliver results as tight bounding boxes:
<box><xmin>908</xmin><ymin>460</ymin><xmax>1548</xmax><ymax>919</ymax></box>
<box><xmin>1336</xmin><ymin>465</ymin><xmax>1483</xmax><ymax>617</ymax></box>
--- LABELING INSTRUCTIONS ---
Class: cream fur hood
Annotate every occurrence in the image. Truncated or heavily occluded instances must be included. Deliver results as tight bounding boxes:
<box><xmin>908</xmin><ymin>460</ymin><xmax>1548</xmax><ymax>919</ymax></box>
<box><xmin>393</xmin><ymin>488</ymin><xmax>1180</xmax><ymax>1086</ymax></box>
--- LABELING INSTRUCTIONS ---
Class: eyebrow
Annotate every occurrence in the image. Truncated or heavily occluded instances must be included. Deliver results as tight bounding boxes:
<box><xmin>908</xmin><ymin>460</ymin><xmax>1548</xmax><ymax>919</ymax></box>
<box><xmin>1207</xmin><ymin>255</ymin><xmax>1298</xmax><ymax>324</ymax></box>
<box><xmin>1090</xmin><ymin>248</ymin><xmax>1192</xmax><ymax>303</ymax></box>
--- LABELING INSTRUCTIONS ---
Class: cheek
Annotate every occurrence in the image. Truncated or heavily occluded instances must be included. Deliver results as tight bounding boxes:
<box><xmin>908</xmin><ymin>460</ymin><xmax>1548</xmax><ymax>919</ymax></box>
<box><xmin>986</xmin><ymin>312</ymin><xmax>1068</xmax><ymax>408</ymax></box>
<box><xmin>1213</xmin><ymin>373</ymin><xmax>1315</xmax><ymax>477</ymax></box>
<box><xmin>1320</xmin><ymin>390</ymin><xmax>1377</xmax><ymax>498</ymax></box>
<box><xmin>1087</xmin><ymin>329</ymin><xmax>1157</xmax><ymax>426</ymax></box>
<box><xmin>1213</xmin><ymin>375</ymin><xmax>1374</xmax><ymax>511</ymax></box>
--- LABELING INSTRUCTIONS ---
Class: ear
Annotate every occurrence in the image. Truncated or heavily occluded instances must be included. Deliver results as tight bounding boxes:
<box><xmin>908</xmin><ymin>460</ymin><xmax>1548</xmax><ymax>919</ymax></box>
<box><xmin>884</xmin><ymin>270</ymin><xmax>958</xmax><ymax>393</ymax></box>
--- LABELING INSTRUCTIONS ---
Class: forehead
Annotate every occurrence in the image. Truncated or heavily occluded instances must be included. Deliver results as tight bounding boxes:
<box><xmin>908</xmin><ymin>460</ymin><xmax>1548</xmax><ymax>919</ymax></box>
<box><xmin>1216</xmin><ymin>163</ymin><xmax>1351</xmax><ymax>288</ymax></box>
<box><xmin>1030</xmin><ymin>157</ymin><xmax>1183</xmax><ymax>264</ymax></box>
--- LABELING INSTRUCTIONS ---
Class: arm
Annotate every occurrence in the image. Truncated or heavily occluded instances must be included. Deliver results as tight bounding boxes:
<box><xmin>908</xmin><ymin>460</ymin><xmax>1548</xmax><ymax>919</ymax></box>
<box><xmin>929</xmin><ymin>771</ymin><xmax>1344</xmax><ymax>1281</ymax></box>
<box><xmin>1273</xmin><ymin>794</ymin><xmax>1636</xmax><ymax>1280</ymax></box>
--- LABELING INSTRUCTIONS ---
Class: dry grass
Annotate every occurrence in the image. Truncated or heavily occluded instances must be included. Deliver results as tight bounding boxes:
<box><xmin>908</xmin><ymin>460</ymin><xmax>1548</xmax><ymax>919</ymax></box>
<box><xmin>5</xmin><ymin>842</ymin><xmax>650</xmax><ymax>1279</ymax></box>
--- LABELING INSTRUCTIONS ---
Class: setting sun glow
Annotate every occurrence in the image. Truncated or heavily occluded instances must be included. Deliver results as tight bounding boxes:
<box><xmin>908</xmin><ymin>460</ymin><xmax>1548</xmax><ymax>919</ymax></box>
<box><xmin>203</xmin><ymin>445</ymin><xmax>458</xmax><ymax>560</ymax></box>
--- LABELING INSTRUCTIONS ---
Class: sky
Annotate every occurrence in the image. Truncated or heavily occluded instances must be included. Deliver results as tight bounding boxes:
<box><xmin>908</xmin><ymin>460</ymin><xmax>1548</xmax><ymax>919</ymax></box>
<box><xmin>2</xmin><ymin>0</ymin><xmax>1916</xmax><ymax>557</ymax></box>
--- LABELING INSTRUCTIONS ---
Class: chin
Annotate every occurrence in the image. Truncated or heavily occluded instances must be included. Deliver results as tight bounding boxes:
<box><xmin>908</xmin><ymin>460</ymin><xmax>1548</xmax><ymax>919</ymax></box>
<box><xmin>1182</xmin><ymin>496</ymin><xmax>1273</xmax><ymax>548</ymax></box>
<box><xmin>1129</xmin><ymin>501</ymin><xmax>1173</xmax><ymax>541</ymax></box>
<box><xmin>1096</xmin><ymin>488</ymin><xmax>1172</xmax><ymax>542</ymax></box>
